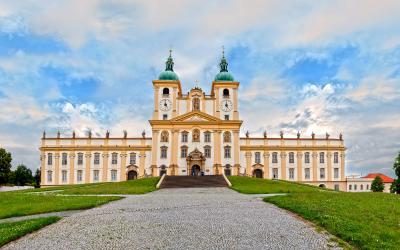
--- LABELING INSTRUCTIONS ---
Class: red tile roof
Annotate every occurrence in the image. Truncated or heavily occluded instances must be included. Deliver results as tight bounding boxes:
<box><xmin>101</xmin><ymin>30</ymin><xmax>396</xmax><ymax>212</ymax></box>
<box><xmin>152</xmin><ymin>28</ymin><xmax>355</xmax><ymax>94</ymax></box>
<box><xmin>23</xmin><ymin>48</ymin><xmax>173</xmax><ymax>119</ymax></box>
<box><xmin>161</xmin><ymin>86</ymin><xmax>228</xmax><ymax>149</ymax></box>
<box><xmin>362</xmin><ymin>173</ymin><xmax>394</xmax><ymax>183</ymax></box>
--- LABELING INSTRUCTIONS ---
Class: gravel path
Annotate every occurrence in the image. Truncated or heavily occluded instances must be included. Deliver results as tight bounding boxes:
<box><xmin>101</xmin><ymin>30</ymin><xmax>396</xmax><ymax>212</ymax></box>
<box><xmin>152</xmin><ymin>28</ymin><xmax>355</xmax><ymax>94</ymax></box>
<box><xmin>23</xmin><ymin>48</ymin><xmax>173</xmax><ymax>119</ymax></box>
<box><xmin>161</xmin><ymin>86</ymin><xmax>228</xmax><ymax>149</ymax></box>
<box><xmin>3</xmin><ymin>188</ymin><xmax>340</xmax><ymax>250</ymax></box>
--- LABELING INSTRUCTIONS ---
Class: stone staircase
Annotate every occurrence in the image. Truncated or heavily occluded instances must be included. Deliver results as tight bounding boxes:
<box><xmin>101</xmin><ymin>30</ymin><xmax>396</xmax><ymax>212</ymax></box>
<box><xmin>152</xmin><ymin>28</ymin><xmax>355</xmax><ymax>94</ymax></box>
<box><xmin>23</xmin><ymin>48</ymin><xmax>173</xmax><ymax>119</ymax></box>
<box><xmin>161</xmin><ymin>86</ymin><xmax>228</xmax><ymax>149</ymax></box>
<box><xmin>160</xmin><ymin>175</ymin><xmax>228</xmax><ymax>188</ymax></box>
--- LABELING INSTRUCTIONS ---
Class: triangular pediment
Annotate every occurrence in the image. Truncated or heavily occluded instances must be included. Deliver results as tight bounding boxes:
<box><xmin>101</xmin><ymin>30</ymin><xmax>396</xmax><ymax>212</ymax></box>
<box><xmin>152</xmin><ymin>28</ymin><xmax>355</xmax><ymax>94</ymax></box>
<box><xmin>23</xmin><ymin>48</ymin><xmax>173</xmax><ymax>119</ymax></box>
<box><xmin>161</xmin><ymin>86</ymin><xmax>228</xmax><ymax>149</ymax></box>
<box><xmin>171</xmin><ymin>111</ymin><xmax>221</xmax><ymax>122</ymax></box>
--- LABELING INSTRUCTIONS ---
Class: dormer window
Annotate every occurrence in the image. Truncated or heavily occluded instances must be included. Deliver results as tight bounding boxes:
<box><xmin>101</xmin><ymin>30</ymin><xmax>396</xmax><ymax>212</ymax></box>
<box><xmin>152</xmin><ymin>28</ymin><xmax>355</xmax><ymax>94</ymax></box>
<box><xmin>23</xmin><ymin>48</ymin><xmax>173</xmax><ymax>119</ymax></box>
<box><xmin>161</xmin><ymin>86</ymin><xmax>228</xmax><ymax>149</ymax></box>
<box><xmin>162</xmin><ymin>88</ymin><xmax>169</xmax><ymax>96</ymax></box>
<box><xmin>223</xmin><ymin>88</ymin><xmax>230</xmax><ymax>98</ymax></box>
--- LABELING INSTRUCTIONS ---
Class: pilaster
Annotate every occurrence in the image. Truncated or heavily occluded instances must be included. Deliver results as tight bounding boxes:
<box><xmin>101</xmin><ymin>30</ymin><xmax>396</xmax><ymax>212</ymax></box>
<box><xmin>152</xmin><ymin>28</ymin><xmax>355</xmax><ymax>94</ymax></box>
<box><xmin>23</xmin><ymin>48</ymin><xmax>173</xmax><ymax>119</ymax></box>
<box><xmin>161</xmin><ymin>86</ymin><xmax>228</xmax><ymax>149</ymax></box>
<box><xmin>233</xmin><ymin>130</ymin><xmax>240</xmax><ymax>175</ymax></box>
<box><xmin>139</xmin><ymin>152</ymin><xmax>146</xmax><ymax>177</ymax></box>
<box><xmin>245</xmin><ymin>151</ymin><xmax>252</xmax><ymax>176</ymax></box>
<box><xmin>263</xmin><ymin>152</ymin><xmax>270</xmax><ymax>179</ymax></box>
<box><xmin>102</xmin><ymin>152</ymin><xmax>109</xmax><ymax>182</ymax></box>
<box><xmin>120</xmin><ymin>152</ymin><xmax>127</xmax><ymax>181</ymax></box>
<box><xmin>296</xmin><ymin>152</ymin><xmax>302</xmax><ymax>182</ymax></box>
<box><xmin>54</xmin><ymin>153</ymin><xmax>60</xmax><ymax>185</ymax></box>
<box><xmin>151</xmin><ymin>130</ymin><xmax>159</xmax><ymax>176</ymax></box>
<box><xmin>280</xmin><ymin>151</ymin><xmax>287</xmax><ymax>180</ymax></box>
<box><xmin>85</xmin><ymin>152</ymin><xmax>91</xmax><ymax>183</ymax></box>
<box><xmin>69</xmin><ymin>153</ymin><xmax>75</xmax><ymax>184</ymax></box>
<box><xmin>327</xmin><ymin>152</ymin><xmax>332</xmax><ymax>181</ymax></box>
<box><xmin>312</xmin><ymin>152</ymin><xmax>318</xmax><ymax>182</ymax></box>
<box><xmin>40</xmin><ymin>153</ymin><xmax>46</xmax><ymax>186</ymax></box>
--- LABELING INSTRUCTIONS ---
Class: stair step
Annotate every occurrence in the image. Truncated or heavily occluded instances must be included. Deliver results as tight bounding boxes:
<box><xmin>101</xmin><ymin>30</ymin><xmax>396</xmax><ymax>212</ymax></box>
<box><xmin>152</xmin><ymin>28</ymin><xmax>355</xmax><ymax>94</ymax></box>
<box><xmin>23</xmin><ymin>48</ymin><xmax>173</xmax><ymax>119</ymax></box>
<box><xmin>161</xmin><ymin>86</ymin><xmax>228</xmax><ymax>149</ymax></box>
<box><xmin>160</xmin><ymin>175</ymin><xmax>228</xmax><ymax>188</ymax></box>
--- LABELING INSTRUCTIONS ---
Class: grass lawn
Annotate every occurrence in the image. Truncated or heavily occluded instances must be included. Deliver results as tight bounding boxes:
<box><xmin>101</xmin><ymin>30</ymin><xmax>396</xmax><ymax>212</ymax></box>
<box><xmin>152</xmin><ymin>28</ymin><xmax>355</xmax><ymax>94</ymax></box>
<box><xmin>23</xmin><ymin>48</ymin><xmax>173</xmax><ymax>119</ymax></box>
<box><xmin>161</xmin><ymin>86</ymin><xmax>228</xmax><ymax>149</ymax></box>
<box><xmin>0</xmin><ymin>192</ymin><xmax>122</xmax><ymax>219</ymax></box>
<box><xmin>0</xmin><ymin>216</ymin><xmax>61</xmax><ymax>247</ymax></box>
<box><xmin>228</xmin><ymin>176</ymin><xmax>321</xmax><ymax>194</ymax></box>
<box><xmin>229</xmin><ymin>176</ymin><xmax>400</xmax><ymax>250</ymax></box>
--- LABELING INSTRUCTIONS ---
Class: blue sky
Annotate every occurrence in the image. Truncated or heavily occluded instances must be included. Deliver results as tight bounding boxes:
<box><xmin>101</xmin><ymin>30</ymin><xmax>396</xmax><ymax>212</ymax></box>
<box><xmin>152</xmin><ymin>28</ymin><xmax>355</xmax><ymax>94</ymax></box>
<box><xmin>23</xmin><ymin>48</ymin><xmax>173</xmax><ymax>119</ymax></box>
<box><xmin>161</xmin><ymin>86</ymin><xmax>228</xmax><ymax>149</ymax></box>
<box><xmin>0</xmin><ymin>0</ymin><xmax>399</xmax><ymax>177</ymax></box>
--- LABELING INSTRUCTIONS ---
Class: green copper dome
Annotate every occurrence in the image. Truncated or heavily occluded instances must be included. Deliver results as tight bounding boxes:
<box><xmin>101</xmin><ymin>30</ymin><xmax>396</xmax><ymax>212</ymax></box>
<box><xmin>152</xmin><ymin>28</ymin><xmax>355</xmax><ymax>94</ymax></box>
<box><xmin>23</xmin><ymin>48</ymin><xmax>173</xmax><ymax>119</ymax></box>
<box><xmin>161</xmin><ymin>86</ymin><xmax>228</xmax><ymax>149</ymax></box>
<box><xmin>158</xmin><ymin>50</ymin><xmax>179</xmax><ymax>81</ymax></box>
<box><xmin>214</xmin><ymin>49</ymin><xmax>234</xmax><ymax>82</ymax></box>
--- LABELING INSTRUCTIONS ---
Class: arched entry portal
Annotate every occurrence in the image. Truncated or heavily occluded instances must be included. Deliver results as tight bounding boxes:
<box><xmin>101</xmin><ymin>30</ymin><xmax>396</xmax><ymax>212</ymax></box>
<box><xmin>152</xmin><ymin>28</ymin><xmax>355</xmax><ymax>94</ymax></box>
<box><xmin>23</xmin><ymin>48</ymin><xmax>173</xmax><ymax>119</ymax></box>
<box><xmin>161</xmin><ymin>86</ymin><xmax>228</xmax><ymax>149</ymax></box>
<box><xmin>253</xmin><ymin>169</ymin><xmax>263</xmax><ymax>178</ymax></box>
<box><xmin>191</xmin><ymin>165</ymin><xmax>201</xmax><ymax>176</ymax></box>
<box><xmin>319</xmin><ymin>184</ymin><xmax>326</xmax><ymax>188</ymax></box>
<box><xmin>127</xmin><ymin>170</ymin><xmax>137</xmax><ymax>180</ymax></box>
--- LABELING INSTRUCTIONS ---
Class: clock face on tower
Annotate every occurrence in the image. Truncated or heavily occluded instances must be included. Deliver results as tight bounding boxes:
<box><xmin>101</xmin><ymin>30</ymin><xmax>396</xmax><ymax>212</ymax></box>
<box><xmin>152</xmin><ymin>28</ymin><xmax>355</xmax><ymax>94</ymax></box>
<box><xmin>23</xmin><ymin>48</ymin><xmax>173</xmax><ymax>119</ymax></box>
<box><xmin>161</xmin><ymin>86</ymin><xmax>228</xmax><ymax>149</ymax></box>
<box><xmin>220</xmin><ymin>100</ymin><xmax>233</xmax><ymax>112</ymax></box>
<box><xmin>159</xmin><ymin>99</ymin><xmax>172</xmax><ymax>111</ymax></box>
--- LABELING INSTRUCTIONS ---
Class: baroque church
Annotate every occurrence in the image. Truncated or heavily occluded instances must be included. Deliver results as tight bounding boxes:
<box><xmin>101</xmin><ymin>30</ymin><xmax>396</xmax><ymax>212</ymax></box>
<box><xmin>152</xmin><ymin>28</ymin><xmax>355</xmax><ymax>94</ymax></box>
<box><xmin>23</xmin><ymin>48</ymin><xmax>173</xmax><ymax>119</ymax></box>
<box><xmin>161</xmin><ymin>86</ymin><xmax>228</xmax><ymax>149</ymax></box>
<box><xmin>40</xmin><ymin>51</ymin><xmax>347</xmax><ymax>190</ymax></box>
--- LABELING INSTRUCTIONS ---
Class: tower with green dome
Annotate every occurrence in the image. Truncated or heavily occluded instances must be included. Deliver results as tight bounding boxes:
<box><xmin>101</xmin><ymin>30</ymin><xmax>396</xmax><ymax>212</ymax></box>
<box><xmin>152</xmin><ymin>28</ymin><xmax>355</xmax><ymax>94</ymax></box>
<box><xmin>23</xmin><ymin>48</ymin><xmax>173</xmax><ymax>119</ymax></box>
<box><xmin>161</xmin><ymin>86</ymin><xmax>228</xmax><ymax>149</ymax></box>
<box><xmin>214</xmin><ymin>48</ymin><xmax>234</xmax><ymax>82</ymax></box>
<box><xmin>158</xmin><ymin>50</ymin><xmax>179</xmax><ymax>81</ymax></box>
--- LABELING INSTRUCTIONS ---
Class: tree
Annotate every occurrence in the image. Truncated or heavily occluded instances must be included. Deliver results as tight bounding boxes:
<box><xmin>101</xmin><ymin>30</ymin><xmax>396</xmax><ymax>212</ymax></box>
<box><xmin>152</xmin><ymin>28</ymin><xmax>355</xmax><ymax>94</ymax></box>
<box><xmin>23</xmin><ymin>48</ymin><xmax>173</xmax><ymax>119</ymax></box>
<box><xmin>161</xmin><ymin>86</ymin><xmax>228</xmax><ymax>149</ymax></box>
<box><xmin>371</xmin><ymin>176</ymin><xmax>385</xmax><ymax>192</ymax></box>
<box><xmin>392</xmin><ymin>152</ymin><xmax>400</xmax><ymax>194</ymax></box>
<box><xmin>34</xmin><ymin>169</ymin><xmax>41</xmax><ymax>188</ymax></box>
<box><xmin>0</xmin><ymin>148</ymin><xmax>12</xmax><ymax>184</ymax></box>
<box><xmin>390</xmin><ymin>179</ymin><xmax>400</xmax><ymax>194</ymax></box>
<box><xmin>13</xmin><ymin>164</ymin><xmax>34</xmax><ymax>186</ymax></box>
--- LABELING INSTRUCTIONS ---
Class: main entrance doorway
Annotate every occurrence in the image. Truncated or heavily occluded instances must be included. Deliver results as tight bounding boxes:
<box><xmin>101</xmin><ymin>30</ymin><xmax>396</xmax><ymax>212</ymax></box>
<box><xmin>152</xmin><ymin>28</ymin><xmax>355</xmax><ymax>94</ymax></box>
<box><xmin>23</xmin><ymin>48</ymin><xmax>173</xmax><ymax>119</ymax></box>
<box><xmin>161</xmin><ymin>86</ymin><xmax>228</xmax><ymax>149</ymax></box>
<box><xmin>253</xmin><ymin>169</ymin><xmax>263</xmax><ymax>178</ymax></box>
<box><xmin>127</xmin><ymin>170</ymin><xmax>137</xmax><ymax>180</ymax></box>
<box><xmin>191</xmin><ymin>165</ymin><xmax>201</xmax><ymax>176</ymax></box>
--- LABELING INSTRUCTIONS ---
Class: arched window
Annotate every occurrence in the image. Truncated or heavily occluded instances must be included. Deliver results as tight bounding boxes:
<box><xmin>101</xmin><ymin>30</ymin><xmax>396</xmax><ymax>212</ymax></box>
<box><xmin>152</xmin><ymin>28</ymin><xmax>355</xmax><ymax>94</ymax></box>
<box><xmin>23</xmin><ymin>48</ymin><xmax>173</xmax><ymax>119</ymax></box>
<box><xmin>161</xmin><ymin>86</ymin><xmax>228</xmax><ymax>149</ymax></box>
<box><xmin>319</xmin><ymin>152</ymin><xmax>325</xmax><ymax>164</ymax></box>
<box><xmin>349</xmin><ymin>184</ymin><xmax>352</xmax><ymax>190</ymax></box>
<box><xmin>181</xmin><ymin>146</ymin><xmax>188</xmax><ymax>158</ymax></box>
<box><xmin>204</xmin><ymin>131</ymin><xmax>211</xmax><ymax>143</ymax></box>
<box><xmin>204</xmin><ymin>146</ymin><xmax>211</xmax><ymax>158</ymax></box>
<box><xmin>224</xmin><ymin>146</ymin><xmax>231</xmax><ymax>158</ymax></box>
<box><xmin>334</xmin><ymin>152</ymin><xmax>339</xmax><ymax>163</ymax></box>
<box><xmin>192</xmin><ymin>98</ymin><xmax>200</xmax><ymax>110</ymax></box>
<box><xmin>255</xmin><ymin>152</ymin><xmax>261</xmax><ymax>164</ymax></box>
<box><xmin>192</xmin><ymin>129</ymin><xmax>200</xmax><ymax>142</ymax></box>
<box><xmin>223</xmin><ymin>131</ymin><xmax>231</xmax><ymax>143</ymax></box>
<box><xmin>111</xmin><ymin>153</ymin><xmax>118</xmax><ymax>164</ymax></box>
<box><xmin>130</xmin><ymin>153</ymin><xmax>136</xmax><ymax>165</ymax></box>
<box><xmin>360</xmin><ymin>184</ymin><xmax>364</xmax><ymax>190</ymax></box>
<box><xmin>47</xmin><ymin>170</ymin><xmax>53</xmax><ymax>183</ymax></box>
<box><xmin>47</xmin><ymin>153</ymin><xmax>53</xmax><ymax>165</ymax></box>
<box><xmin>272</xmin><ymin>152</ymin><xmax>278</xmax><ymax>163</ymax></box>
<box><xmin>162</xmin><ymin>88</ymin><xmax>169</xmax><ymax>96</ymax></box>
<box><xmin>223</xmin><ymin>88</ymin><xmax>230</xmax><ymax>97</ymax></box>
<box><xmin>160</xmin><ymin>146</ymin><xmax>168</xmax><ymax>158</ymax></box>
<box><xmin>160</xmin><ymin>131</ymin><xmax>169</xmax><ymax>142</ymax></box>
<box><xmin>289</xmin><ymin>152</ymin><xmax>295</xmax><ymax>163</ymax></box>
<box><xmin>304</xmin><ymin>152</ymin><xmax>310</xmax><ymax>164</ymax></box>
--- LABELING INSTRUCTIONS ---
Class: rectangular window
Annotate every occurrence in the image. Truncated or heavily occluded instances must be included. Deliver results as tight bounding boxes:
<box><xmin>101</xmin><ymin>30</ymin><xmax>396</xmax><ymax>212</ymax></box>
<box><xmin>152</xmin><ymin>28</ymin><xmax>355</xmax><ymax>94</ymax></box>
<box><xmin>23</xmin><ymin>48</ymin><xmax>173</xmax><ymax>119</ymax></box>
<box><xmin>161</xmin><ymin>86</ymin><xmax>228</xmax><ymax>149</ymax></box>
<box><xmin>181</xmin><ymin>148</ymin><xmax>187</xmax><ymax>158</ymax></box>
<box><xmin>224</xmin><ymin>147</ymin><xmax>231</xmax><ymax>158</ymax></box>
<box><xmin>334</xmin><ymin>152</ymin><xmax>339</xmax><ymax>164</ymax></box>
<box><xmin>182</xmin><ymin>133</ymin><xmax>188</xmax><ymax>143</ymax></box>
<box><xmin>334</xmin><ymin>184</ymin><xmax>339</xmax><ymax>191</ymax></box>
<box><xmin>62</xmin><ymin>170</ymin><xmax>67</xmax><ymax>183</ymax></box>
<box><xmin>305</xmin><ymin>168</ymin><xmax>310</xmax><ymax>179</ymax></box>
<box><xmin>94</xmin><ymin>153</ymin><xmax>100</xmax><ymax>165</ymax></box>
<box><xmin>161</xmin><ymin>147</ymin><xmax>167</xmax><ymax>158</ymax></box>
<box><xmin>47</xmin><ymin>153</ymin><xmax>53</xmax><ymax>165</ymax></box>
<box><xmin>47</xmin><ymin>171</ymin><xmax>52</xmax><ymax>183</ymax></box>
<box><xmin>272</xmin><ymin>153</ymin><xmax>278</xmax><ymax>163</ymax></box>
<box><xmin>204</xmin><ymin>147</ymin><xmax>211</xmax><ymax>158</ymax></box>
<box><xmin>204</xmin><ymin>132</ymin><xmax>211</xmax><ymax>143</ymax></box>
<box><xmin>304</xmin><ymin>153</ymin><xmax>310</xmax><ymax>164</ymax></box>
<box><xmin>272</xmin><ymin>168</ymin><xmax>278</xmax><ymax>179</ymax></box>
<box><xmin>163</xmin><ymin>114</ymin><xmax>168</xmax><ymax>120</ymax></box>
<box><xmin>289</xmin><ymin>168</ymin><xmax>295</xmax><ymax>179</ymax></box>
<box><xmin>112</xmin><ymin>153</ymin><xmax>118</xmax><ymax>164</ymax></box>
<box><xmin>224</xmin><ymin>115</ymin><xmax>229</xmax><ymax>120</ymax></box>
<box><xmin>320</xmin><ymin>168</ymin><xmax>325</xmax><ymax>179</ymax></box>
<box><xmin>77</xmin><ymin>170</ymin><xmax>83</xmax><ymax>182</ymax></box>
<box><xmin>93</xmin><ymin>170</ymin><xmax>99</xmax><ymax>182</ymax></box>
<box><xmin>111</xmin><ymin>170</ymin><xmax>117</xmax><ymax>181</ymax></box>
<box><xmin>334</xmin><ymin>168</ymin><xmax>339</xmax><ymax>179</ymax></box>
<box><xmin>289</xmin><ymin>153</ymin><xmax>294</xmax><ymax>163</ymax></box>
<box><xmin>62</xmin><ymin>153</ymin><xmax>68</xmax><ymax>165</ymax></box>
<box><xmin>77</xmin><ymin>153</ymin><xmax>83</xmax><ymax>165</ymax></box>
<box><xmin>349</xmin><ymin>184</ymin><xmax>352</xmax><ymax>190</ymax></box>
<box><xmin>255</xmin><ymin>152</ymin><xmax>261</xmax><ymax>164</ymax></box>
<box><xmin>354</xmin><ymin>184</ymin><xmax>357</xmax><ymax>190</ymax></box>
<box><xmin>130</xmin><ymin>153</ymin><xmax>136</xmax><ymax>165</ymax></box>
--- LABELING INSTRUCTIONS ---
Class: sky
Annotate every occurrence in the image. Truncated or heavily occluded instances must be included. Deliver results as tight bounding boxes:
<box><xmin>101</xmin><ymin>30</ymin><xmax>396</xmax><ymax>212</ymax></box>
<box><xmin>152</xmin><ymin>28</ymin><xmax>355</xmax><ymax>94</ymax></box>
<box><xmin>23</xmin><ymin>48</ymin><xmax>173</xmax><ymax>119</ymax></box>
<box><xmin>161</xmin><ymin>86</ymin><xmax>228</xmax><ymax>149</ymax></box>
<box><xmin>0</xmin><ymin>0</ymin><xmax>399</xmax><ymax>177</ymax></box>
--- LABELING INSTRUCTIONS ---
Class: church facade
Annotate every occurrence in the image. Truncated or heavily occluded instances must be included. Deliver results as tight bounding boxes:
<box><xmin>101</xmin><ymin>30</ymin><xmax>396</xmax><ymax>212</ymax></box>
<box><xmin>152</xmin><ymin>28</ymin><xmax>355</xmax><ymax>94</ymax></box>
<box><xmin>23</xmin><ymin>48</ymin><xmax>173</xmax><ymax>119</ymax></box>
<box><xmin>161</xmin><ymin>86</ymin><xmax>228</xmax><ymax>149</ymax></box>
<box><xmin>40</xmin><ymin>51</ymin><xmax>347</xmax><ymax>190</ymax></box>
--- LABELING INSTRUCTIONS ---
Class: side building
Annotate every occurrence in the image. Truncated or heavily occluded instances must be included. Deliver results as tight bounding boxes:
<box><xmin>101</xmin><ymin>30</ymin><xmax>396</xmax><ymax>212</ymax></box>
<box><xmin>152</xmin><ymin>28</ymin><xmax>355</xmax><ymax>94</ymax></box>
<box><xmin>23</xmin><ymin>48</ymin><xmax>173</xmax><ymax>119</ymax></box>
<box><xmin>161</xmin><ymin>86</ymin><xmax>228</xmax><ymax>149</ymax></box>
<box><xmin>40</xmin><ymin>51</ymin><xmax>347</xmax><ymax>190</ymax></box>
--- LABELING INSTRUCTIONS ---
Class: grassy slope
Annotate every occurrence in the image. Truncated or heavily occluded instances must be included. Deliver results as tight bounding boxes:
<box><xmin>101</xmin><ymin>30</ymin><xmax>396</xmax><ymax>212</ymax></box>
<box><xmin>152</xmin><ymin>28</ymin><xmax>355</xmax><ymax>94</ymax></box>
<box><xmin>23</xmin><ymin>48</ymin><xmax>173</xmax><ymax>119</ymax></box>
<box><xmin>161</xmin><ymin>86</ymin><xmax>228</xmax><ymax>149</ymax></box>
<box><xmin>228</xmin><ymin>176</ymin><xmax>400</xmax><ymax>250</ymax></box>
<box><xmin>1</xmin><ymin>178</ymin><xmax>159</xmax><ymax>219</ymax></box>
<box><xmin>0</xmin><ymin>216</ymin><xmax>61</xmax><ymax>247</ymax></box>
<box><xmin>228</xmin><ymin>176</ymin><xmax>320</xmax><ymax>194</ymax></box>
<box><xmin>0</xmin><ymin>192</ymin><xmax>122</xmax><ymax>219</ymax></box>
